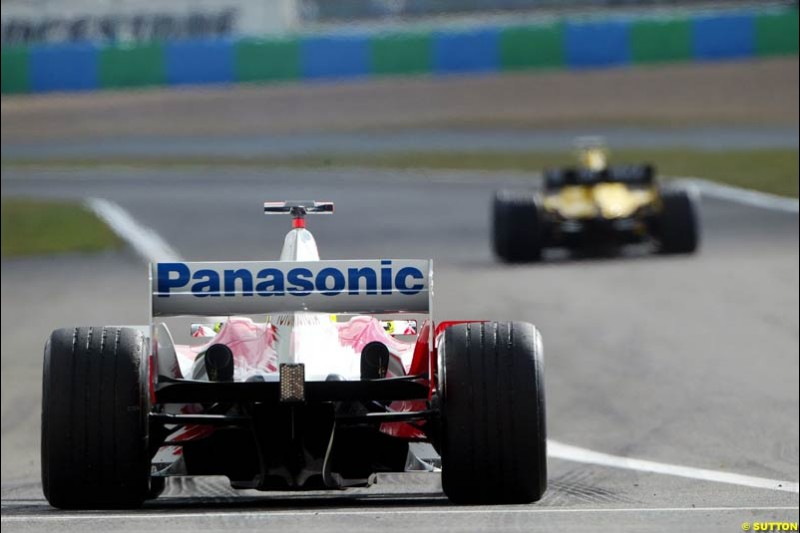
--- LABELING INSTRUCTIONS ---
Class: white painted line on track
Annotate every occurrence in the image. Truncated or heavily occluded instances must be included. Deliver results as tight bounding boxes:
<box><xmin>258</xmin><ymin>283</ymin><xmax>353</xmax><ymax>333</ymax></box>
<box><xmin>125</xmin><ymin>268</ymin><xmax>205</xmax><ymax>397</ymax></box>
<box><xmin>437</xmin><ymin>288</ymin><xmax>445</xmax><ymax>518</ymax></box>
<box><xmin>85</xmin><ymin>197</ymin><xmax>182</xmax><ymax>263</ymax></box>
<box><xmin>549</xmin><ymin>440</ymin><xmax>800</xmax><ymax>494</ymax></box>
<box><xmin>1</xmin><ymin>506</ymin><xmax>797</xmax><ymax>522</ymax></box>
<box><xmin>678</xmin><ymin>178</ymin><xmax>799</xmax><ymax>213</ymax></box>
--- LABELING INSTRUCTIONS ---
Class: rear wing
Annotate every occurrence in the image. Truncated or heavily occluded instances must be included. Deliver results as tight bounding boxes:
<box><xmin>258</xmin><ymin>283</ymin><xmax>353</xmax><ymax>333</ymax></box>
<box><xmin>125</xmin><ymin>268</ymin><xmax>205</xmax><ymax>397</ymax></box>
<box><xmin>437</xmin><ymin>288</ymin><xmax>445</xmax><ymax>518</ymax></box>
<box><xmin>150</xmin><ymin>259</ymin><xmax>432</xmax><ymax>317</ymax></box>
<box><xmin>264</xmin><ymin>201</ymin><xmax>334</xmax><ymax>216</ymax></box>
<box><xmin>545</xmin><ymin>164</ymin><xmax>655</xmax><ymax>190</ymax></box>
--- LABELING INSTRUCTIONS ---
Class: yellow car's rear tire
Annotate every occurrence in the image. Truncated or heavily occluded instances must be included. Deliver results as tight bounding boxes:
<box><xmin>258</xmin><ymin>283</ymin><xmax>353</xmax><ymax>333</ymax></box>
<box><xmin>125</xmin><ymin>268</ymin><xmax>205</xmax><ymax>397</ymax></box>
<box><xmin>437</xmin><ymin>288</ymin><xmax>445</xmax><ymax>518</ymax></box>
<box><xmin>493</xmin><ymin>191</ymin><xmax>545</xmax><ymax>262</ymax></box>
<box><xmin>657</xmin><ymin>187</ymin><xmax>700</xmax><ymax>254</ymax></box>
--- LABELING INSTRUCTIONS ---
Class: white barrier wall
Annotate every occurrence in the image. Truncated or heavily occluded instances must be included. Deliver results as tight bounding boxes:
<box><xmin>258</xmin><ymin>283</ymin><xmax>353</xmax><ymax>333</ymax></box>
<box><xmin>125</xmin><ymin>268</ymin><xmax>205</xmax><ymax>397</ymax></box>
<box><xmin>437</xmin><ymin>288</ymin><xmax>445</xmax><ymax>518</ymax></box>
<box><xmin>1</xmin><ymin>0</ymin><xmax>299</xmax><ymax>45</ymax></box>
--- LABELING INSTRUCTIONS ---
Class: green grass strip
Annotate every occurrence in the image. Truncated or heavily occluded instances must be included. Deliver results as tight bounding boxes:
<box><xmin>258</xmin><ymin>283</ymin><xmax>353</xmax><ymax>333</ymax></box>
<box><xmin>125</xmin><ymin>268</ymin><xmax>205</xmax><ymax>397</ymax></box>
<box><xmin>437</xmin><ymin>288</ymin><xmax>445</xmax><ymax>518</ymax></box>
<box><xmin>1</xmin><ymin>198</ymin><xmax>122</xmax><ymax>258</ymax></box>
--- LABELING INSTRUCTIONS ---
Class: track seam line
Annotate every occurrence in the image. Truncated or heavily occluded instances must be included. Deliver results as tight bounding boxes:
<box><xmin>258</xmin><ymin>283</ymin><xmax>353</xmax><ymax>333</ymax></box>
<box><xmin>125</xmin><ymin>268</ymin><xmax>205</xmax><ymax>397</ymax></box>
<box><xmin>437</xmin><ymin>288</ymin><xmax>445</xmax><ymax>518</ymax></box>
<box><xmin>1</xmin><ymin>505</ymin><xmax>798</xmax><ymax>521</ymax></box>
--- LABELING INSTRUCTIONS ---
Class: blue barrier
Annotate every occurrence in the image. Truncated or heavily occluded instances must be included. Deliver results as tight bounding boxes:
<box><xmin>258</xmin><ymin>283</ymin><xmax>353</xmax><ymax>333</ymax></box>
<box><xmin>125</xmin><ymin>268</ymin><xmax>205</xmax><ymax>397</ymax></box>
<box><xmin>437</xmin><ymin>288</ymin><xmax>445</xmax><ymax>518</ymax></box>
<box><xmin>433</xmin><ymin>28</ymin><xmax>500</xmax><ymax>74</ymax></box>
<box><xmin>6</xmin><ymin>7</ymin><xmax>796</xmax><ymax>95</ymax></box>
<box><xmin>30</xmin><ymin>44</ymin><xmax>98</xmax><ymax>92</ymax></box>
<box><xmin>301</xmin><ymin>36</ymin><xmax>370</xmax><ymax>79</ymax></box>
<box><xmin>166</xmin><ymin>39</ymin><xmax>234</xmax><ymax>86</ymax></box>
<box><xmin>565</xmin><ymin>21</ymin><xmax>631</xmax><ymax>67</ymax></box>
<box><xmin>692</xmin><ymin>13</ymin><xmax>755</xmax><ymax>60</ymax></box>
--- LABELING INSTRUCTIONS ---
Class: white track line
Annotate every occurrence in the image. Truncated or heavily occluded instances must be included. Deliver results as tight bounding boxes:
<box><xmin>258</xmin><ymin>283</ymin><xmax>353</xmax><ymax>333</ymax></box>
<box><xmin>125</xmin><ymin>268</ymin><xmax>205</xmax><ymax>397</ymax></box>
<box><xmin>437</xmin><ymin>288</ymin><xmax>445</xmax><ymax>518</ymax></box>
<box><xmin>549</xmin><ymin>440</ymin><xmax>799</xmax><ymax>494</ymax></box>
<box><xmin>1</xmin><ymin>506</ymin><xmax>798</xmax><ymax>522</ymax></box>
<box><xmin>85</xmin><ymin>198</ymin><xmax>182</xmax><ymax>263</ymax></box>
<box><xmin>678</xmin><ymin>178</ymin><xmax>799</xmax><ymax>213</ymax></box>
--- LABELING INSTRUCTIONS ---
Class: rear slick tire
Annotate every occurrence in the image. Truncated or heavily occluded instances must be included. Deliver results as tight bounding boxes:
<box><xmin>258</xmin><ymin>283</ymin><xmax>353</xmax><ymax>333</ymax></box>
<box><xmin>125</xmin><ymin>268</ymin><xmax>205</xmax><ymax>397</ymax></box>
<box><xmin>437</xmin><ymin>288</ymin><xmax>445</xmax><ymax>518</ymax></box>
<box><xmin>440</xmin><ymin>321</ymin><xmax>547</xmax><ymax>504</ymax></box>
<box><xmin>41</xmin><ymin>326</ymin><xmax>151</xmax><ymax>509</ymax></box>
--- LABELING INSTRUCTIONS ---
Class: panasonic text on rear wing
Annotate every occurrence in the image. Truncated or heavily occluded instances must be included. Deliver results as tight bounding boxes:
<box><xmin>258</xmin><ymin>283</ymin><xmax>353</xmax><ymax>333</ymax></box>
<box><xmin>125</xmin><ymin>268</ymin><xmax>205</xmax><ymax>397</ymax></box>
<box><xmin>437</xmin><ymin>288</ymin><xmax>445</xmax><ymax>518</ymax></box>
<box><xmin>150</xmin><ymin>260</ymin><xmax>432</xmax><ymax>317</ymax></box>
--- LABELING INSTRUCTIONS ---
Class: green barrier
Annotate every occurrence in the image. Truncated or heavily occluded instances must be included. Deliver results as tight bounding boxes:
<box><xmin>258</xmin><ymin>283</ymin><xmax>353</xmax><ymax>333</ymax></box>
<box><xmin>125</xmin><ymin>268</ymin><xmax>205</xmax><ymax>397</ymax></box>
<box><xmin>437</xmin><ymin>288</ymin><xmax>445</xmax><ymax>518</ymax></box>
<box><xmin>99</xmin><ymin>43</ymin><xmax>165</xmax><ymax>89</ymax></box>
<box><xmin>755</xmin><ymin>10</ymin><xmax>799</xmax><ymax>56</ymax></box>
<box><xmin>370</xmin><ymin>32</ymin><xmax>432</xmax><ymax>75</ymax></box>
<box><xmin>235</xmin><ymin>38</ymin><xmax>300</xmax><ymax>82</ymax></box>
<box><xmin>499</xmin><ymin>23</ymin><xmax>564</xmax><ymax>70</ymax></box>
<box><xmin>1</xmin><ymin>6</ymin><xmax>797</xmax><ymax>95</ymax></box>
<box><xmin>630</xmin><ymin>17</ymin><xmax>692</xmax><ymax>63</ymax></box>
<box><xmin>1</xmin><ymin>47</ymin><xmax>30</xmax><ymax>94</ymax></box>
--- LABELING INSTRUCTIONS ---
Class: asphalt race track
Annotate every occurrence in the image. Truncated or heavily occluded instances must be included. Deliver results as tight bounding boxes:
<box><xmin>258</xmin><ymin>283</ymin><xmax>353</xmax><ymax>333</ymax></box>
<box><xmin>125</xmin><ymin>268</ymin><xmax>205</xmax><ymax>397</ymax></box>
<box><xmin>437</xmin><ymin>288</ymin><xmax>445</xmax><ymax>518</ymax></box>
<box><xmin>1</xmin><ymin>166</ymin><xmax>798</xmax><ymax>532</ymax></box>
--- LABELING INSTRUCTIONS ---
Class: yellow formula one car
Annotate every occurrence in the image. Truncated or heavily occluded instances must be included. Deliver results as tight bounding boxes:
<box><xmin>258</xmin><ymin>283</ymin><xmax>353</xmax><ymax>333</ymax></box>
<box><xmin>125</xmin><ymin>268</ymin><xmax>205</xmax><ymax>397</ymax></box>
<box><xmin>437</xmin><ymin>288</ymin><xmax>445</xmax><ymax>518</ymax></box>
<box><xmin>493</xmin><ymin>142</ymin><xmax>699</xmax><ymax>262</ymax></box>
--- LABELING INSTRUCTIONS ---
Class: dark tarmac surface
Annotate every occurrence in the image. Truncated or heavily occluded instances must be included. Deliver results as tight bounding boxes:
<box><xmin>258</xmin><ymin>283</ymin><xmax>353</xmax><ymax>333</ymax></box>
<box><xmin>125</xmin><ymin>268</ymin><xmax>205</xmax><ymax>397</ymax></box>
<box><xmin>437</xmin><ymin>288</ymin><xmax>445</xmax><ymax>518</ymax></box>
<box><xmin>1</xmin><ymin>167</ymin><xmax>798</xmax><ymax>532</ymax></box>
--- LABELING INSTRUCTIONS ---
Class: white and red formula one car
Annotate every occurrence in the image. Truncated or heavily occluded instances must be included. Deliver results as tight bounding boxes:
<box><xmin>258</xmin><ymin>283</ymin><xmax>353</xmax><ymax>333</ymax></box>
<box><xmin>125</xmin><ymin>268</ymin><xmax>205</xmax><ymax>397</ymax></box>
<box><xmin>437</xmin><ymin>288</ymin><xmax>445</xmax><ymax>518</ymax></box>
<box><xmin>41</xmin><ymin>201</ymin><xmax>547</xmax><ymax>508</ymax></box>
